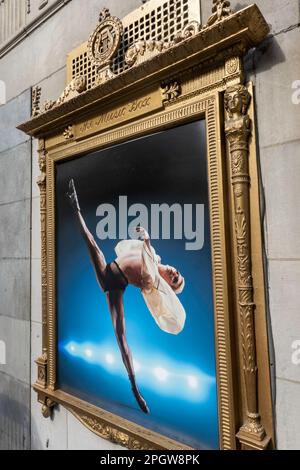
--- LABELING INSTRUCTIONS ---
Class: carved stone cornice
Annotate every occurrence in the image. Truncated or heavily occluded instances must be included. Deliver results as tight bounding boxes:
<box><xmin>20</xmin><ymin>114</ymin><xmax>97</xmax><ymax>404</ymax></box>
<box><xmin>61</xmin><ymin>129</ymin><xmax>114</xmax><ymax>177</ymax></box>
<box><xmin>18</xmin><ymin>4</ymin><xmax>269</xmax><ymax>138</ymax></box>
<box><xmin>224</xmin><ymin>85</ymin><xmax>270</xmax><ymax>450</ymax></box>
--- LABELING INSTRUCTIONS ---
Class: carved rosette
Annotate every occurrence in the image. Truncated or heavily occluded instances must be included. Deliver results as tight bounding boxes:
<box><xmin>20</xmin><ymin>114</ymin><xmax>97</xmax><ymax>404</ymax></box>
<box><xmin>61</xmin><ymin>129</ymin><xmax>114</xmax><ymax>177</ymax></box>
<box><xmin>41</xmin><ymin>397</ymin><xmax>56</xmax><ymax>419</ymax></box>
<box><xmin>224</xmin><ymin>85</ymin><xmax>269</xmax><ymax>449</ymax></box>
<box><xmin>63</xmin><ymin>125</ymin><xmax>74</xmax><ymax>140</ymax></box>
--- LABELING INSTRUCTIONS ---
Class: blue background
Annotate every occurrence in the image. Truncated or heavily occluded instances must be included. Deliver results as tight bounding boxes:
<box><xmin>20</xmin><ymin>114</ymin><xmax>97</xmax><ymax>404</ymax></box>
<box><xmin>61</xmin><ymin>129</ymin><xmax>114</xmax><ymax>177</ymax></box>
<box><xmin>55</xmin><ymin>120</ymin><xmax>219</xmax><ymax>449</ymax></box>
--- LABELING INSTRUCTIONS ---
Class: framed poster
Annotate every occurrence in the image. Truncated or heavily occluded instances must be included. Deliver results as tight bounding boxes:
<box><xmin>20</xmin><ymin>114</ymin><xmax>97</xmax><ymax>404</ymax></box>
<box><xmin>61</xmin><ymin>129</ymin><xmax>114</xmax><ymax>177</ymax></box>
<box><xmin>55</xmin><ymin>120</ymin><xmax>218</xmax><ymax>450</ymax></box>
<box><xmin>18</xmin><ymin>2</ymin><xmax>275</xmax><ymax>451</ymax></box>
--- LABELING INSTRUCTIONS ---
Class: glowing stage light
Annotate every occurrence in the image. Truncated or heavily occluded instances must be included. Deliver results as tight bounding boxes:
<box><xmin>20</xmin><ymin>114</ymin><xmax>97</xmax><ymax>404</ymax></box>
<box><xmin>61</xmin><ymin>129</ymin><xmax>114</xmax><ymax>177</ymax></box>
<box><xmin>105</xmin><ymin>353</ymin><xmax>115</xmax><ymax>365</ymax></box>
<box><xmin>133</xmin><ymin>359</ymin><xmax>141</xmax><ymax>372</ymax></box>
<box><xmin>187</xmin><ymin>375</ymin><xmax>198</xmax><ymax>389</ymax></box>
<box><xmin>64</xmin><ymin>340</ymin><xmax>215</xmax><ymax>403</ymax></box>
<box><xmin>153</xmin><ymin>367</ymin><xmax>169</xmax><ymax>382</ymax></box>
<box><xmin>85</xmin><ymin>348</ymin><xmax>93</xmax><ymax>358</ymax></box>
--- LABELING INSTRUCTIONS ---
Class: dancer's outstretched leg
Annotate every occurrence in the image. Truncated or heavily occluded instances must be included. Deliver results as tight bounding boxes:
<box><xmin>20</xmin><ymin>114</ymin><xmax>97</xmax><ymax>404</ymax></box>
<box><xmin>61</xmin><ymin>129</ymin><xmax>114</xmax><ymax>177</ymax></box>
<box><xmin>107</xmin><ymin>290</ymin><xmax>150</xmax><ymax>414</ymax></box>
<box><xmin>67</xmin><ymin>179</ymin><xmax>107</xmax><ymax>291</ymax></box>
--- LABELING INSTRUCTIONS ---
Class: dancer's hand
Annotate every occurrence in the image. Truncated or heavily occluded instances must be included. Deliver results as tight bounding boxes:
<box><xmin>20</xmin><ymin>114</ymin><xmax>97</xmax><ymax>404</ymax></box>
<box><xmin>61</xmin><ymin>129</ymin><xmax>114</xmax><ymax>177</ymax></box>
<box><xmin>66</xmin><ymin>179</ymin><xmax>81</xmax><ymax>212</ymax></box>
<box><xmin>136</xmin><ymin>225</ymin><xmax>150</xmax><ymax>241</ymax></box>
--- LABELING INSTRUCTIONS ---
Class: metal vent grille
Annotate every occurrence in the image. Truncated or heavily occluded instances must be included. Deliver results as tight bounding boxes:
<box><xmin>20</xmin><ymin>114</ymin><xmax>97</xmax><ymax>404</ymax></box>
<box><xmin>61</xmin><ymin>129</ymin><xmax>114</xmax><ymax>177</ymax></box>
<box><xmin>67</xmin><ymin>0</ymin><xmax>201</xmax><ymax>90</ymax></box>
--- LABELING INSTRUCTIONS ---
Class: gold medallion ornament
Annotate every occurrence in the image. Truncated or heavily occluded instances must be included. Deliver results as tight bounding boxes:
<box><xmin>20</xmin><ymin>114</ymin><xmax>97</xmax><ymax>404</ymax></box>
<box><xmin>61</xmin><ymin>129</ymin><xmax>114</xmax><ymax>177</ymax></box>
<box><xmin>87</xmin><ymin>8</ymin><xmax>123</xmax><ymax>85</ymax></box>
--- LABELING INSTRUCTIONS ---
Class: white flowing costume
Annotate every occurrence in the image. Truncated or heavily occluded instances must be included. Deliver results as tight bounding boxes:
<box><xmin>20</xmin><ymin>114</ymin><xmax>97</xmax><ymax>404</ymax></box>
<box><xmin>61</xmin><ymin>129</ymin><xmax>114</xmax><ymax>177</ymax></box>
<box><xmin>115</xmin><ymin>240</ymin><xmax>186</xmax><ymax>335</ymax></box>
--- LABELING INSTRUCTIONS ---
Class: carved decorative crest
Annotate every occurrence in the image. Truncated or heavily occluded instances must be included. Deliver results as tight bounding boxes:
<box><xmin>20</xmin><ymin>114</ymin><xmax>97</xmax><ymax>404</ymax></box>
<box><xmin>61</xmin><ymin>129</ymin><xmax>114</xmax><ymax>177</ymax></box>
<box><xmin>207</xmin><ymin>0</ymin><xmax>232</xmax><ymax>27</ymax></box>
<box><xmin>87</xmin><ymin>8</ymin><xmax>123</xmax><ymax>85</ymax></box>
<box><xmin>32</xmin><ymin>86</ymin><xmax>41</xmax><ymax>117</ymax></box>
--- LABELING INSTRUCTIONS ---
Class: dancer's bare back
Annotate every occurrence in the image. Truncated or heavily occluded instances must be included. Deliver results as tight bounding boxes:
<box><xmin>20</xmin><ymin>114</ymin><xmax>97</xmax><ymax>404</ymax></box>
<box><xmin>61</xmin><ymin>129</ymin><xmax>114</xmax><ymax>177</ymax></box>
<box><xmin>116</xmin><ymin>251</ymin><xmax>145</xmax><ymax>289</ymax></box>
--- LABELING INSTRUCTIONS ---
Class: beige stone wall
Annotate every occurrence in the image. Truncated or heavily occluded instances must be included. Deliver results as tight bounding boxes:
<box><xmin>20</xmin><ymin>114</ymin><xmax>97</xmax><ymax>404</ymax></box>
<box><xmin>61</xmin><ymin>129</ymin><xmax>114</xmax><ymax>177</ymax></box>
<box><xmin>202</xmin><ymin>0</ymin><xmax>300</xmax><ymax>450</ymax></box>
<box><xmin>29</xmin><ymin>0</ymin><xmax>143</xmax><ymax>451</ymax></box>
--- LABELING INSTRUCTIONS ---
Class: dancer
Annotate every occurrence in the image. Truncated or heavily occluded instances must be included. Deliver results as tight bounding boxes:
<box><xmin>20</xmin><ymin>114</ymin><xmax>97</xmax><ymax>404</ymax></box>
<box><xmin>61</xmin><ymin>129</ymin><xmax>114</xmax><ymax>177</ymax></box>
<box><xmin>67</xmin><ymin>179</ymin><xmax>186</xmax><ymax>413</ymax></box>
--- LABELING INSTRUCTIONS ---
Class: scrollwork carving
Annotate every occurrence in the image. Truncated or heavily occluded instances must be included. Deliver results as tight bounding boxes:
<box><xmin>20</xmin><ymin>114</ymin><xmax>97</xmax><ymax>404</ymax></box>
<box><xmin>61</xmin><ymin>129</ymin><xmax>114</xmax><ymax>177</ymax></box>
<box><xmin>125</xmin><ymin>40</ymin><xmax>173</xmax><ymax>67</ymax></box>
<box><xmin>41</xmin><ymin>398</ymin><xmax>56</xmax><ymax>418</ymax></box>
<box><xmin>88</xmin><ymin>8</ymin><xmax>123</xmax><ymax>85</ymax></box>
<box><xmin>42</xmin><ymin>76</ymin><xmax>87</xmax><ymax>113</ymax></box>
<box><xmin>161</xmin><ymin>81</ymin><xmax>181</xmax><ymax>103</ymax></box>
<box><xmin>125</xmin><ymin>21</ymin><xmax>201</xmax><ymax>68</ymax></box>
<box><xmin>173</xmin><ymin>20</ymin><xmax>202</xmax><ymax>42</ymax></box>
<box><xmin>78</xmin><ymin>414</ymin><xmax>155</xmax><ymax>450</ymax></box>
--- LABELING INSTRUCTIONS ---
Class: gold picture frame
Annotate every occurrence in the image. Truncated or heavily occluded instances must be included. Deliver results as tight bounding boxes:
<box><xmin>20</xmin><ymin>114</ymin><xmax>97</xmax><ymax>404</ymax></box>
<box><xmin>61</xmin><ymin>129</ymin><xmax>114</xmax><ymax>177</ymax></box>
<box><xmin>18</xmin><ymin>2</ymin><xmax>275</xmax><ymax>451</ymax></box>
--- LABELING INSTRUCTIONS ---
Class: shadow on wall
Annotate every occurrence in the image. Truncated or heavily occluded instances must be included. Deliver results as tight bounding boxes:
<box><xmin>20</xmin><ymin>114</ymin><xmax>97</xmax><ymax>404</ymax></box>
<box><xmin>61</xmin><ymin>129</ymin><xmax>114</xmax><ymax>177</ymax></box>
<box><xmin>30</xmin><ymin>404</ymin><xmax>62</xmax><ymax>450</ymax></box>
<box><xmin>244</xmin><ymin>27</ymin><xmax>286</xmax><ymax>74</ymax></box>
<box><xmin>246</xmin><ymin>29</ymin><xmax>284</xmax><ymax>446</ymax></box>
<box><xmin>0</xmin><ymin>393</ymin><xmax>31</xmax><ymax>450</ymax></box>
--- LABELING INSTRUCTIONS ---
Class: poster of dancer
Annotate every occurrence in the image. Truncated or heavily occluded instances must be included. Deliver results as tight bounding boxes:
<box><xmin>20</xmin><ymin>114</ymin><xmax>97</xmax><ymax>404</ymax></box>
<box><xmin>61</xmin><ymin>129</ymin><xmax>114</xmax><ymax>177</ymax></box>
<box><xmin>56</xmin><ymin>119</ymin><xmax>219</xmax><ymax>449</ymax></box>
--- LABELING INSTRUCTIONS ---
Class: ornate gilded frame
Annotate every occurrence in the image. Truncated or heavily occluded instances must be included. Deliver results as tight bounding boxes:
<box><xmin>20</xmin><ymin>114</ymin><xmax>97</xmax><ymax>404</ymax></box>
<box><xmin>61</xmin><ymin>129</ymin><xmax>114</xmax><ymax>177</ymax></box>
<box><xmin>18</xmin><ymin>2</ymin><xmax>275</xmax><ymax>451</ymax></box>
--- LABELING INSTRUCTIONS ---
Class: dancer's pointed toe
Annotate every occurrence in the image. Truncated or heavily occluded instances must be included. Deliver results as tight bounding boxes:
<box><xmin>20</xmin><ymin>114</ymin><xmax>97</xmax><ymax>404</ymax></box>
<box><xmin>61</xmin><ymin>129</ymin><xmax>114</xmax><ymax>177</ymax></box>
<box><xmin>131</xmin><ymin>385</ymin><xmax>150</xmax><ymax>414</ymax></box>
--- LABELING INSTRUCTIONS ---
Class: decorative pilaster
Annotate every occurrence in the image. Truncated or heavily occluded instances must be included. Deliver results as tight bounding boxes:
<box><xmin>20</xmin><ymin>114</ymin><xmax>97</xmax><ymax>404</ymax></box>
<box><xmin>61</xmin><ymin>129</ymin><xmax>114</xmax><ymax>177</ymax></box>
<box><xmin>36</xmin><ymin>139</ymin><xmax>56</xmax><ymax>418</ymax></box>
<box><xmin>35</xmin><ymin>140</ymin><xmax>48</xmax><ymax>390</ymax></box>
<box><xmin>224</xmin><ymin>85</ymin><xmax>270</xmax><ymax>450</ymax></box>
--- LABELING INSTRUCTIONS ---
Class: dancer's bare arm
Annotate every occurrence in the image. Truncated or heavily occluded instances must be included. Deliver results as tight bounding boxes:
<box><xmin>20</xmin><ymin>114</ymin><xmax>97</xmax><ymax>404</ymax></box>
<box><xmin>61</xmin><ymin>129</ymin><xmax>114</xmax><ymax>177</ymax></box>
<box><xmin>136</xmin><ymin>226</ymin><xmax>157</xmax><ymax>289</ymax></box>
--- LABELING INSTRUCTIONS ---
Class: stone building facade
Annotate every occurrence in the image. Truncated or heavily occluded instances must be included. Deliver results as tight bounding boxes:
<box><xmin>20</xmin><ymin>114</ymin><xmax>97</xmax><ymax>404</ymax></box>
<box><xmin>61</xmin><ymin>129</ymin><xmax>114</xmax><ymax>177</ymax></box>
<box><xmin>0</xmin><ymin>0</ymin><xmax>299</xmax><ymax>450</ymax></box>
